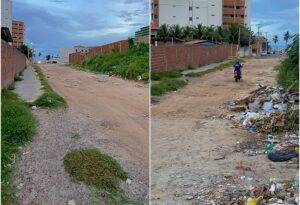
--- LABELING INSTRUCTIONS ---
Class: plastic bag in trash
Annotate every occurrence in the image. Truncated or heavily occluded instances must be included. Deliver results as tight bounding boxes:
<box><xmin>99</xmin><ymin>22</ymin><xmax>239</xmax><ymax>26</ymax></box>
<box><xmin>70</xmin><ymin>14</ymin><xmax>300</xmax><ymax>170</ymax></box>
<box><xmin>267</xmin><ymin>152</ymin><xmax>299</xmax><ymax>162</ymax></box>
<box><xmin>262</xmin><ymin>102</ymin><xmax>274</xmax><ymax>112</ymax></box>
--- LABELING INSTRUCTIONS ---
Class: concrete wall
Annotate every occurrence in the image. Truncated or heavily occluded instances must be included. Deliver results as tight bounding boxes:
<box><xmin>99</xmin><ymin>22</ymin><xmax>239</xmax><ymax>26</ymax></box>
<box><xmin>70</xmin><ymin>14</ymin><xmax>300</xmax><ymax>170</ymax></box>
<box><xmin>1</xmin><ymin>40</ymin><xmax>27</xmax><ymax>88</ymax></box>
<box><xmin>159</xmin><ymin>0</ymin><xmax>222</xmax><ymax>27</ymax></box>
<box><xmin>69</xmin><ymin>40</ymin><xmax>129</xmax><ymax>64</ymax></box>
<box><xmin>151</xmin><ymin>43</ymin><xmax>236</xmax><ymax>72</ymax></box>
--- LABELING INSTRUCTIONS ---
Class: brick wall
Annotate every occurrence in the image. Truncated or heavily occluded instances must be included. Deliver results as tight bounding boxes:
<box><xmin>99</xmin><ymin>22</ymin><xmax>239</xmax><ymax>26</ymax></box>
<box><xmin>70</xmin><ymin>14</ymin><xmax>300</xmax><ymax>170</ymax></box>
<box><xmin>151</xmin><ymin>44</ymin><xmax>237</xmax><ymax>72</ymax></box>
<box><xmin>69</xmin><ymin>40</ymin><xmax>129</xmax><ymax>64</ymax></box>
<box><xmin>1</xmin><ymin>40</ymin><xmax>27</xmax><ymax>88</ymax></box>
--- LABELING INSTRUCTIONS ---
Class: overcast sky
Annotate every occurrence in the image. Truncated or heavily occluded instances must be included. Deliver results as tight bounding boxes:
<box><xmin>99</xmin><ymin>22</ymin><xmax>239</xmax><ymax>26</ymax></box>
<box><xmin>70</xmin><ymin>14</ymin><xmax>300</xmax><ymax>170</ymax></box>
<box><xmin>13</xmin><ymin>0</ymin><xmax>149</xmax><ymax>58</ymax></box>
<box><xmin>13</xmin><ymin>0</ymin><xmax>298</xmax><ymax>58</ymax></box>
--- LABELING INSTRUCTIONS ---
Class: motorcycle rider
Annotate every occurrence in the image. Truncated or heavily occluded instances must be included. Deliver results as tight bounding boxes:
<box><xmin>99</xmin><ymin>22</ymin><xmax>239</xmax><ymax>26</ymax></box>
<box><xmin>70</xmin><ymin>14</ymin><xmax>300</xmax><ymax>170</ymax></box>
<box><xmin>233</xmin><ymin>60</ymin><xmax>242</xmax><ymax>80</ymax></box>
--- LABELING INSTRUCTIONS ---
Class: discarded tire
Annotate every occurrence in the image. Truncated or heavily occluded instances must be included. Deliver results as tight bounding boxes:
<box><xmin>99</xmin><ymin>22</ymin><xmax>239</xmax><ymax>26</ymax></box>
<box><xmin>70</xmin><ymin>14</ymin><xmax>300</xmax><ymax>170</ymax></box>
<box><xmin>267</xmin><ymin>152</ymin><xmax>298</xmax><ymax>162</ymax></box>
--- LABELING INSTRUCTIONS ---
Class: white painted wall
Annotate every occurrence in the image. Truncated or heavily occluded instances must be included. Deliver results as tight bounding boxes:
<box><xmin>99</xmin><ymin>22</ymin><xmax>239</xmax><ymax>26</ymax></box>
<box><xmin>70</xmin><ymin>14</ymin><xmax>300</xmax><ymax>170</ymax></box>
<box><xmin>1</xmin><ymin>0</ymin><xmax>12</xmax><ymax>32</ymax></box>
<box><xmin>159</xmin><ymin>0</ymin><xmax>222</xmax><ymax>27</ymax></box>
<box><xmin>244</xmin><ymin>0</ymin><xmax>251</xmax><ymax>26</ymax></box>
<box><xmin>59</xmin><ymin>48</ymin><xmax>75</xmax><ymax>64</ymax></box>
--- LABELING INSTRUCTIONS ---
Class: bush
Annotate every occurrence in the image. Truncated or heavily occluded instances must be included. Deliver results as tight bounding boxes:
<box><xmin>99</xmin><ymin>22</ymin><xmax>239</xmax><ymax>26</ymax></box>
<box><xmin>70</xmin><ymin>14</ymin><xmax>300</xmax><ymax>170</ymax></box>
<box><xmin>151</xmin><ymin>78</ymin><xmax>187</xmax><ymax>96</ymax></box>
<box><xmin>278</xmin><ymin>35</ymin><xmax>299</xmax><ymax>91</ymax></box>
<box><xmin>77</xmin><ymin>44</ymin><xmax>149</xmax><ymax>81</ymax></box>
<box><xmin>151</xmin><ymin>70</ymin><xmax>182</xmax><ymax>81</ymax></box>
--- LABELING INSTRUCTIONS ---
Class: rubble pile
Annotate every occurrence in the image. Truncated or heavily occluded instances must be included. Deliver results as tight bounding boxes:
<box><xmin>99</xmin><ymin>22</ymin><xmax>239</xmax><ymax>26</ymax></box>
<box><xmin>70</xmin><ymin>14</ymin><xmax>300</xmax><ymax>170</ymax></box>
<box><xmin>226</xmin><ymin>85</ymin><xmax>299</xmax><ymax>158</ymax></box>
<box><xmin>194</xmin><ymin>175</ymin><xmax>299</xmax><ymax>205</ymax></box>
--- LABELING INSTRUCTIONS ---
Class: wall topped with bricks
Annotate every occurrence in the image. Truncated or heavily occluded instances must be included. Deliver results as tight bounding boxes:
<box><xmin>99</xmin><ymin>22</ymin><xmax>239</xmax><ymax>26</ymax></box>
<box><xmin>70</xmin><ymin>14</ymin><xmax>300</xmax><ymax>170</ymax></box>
<box><xmin>151</xmin><ymin>44</ymin><xmax>237</xmax><ymax>72</ymax></box>
<box><xmin>1</xmin><ymin>40</ymin><xmax>27</xmax><ymax>89</ymax></box>
<box><xmin>69</xmin><ymin>40</ymin><xmax>129</xmax><ymax>65</ymax></box>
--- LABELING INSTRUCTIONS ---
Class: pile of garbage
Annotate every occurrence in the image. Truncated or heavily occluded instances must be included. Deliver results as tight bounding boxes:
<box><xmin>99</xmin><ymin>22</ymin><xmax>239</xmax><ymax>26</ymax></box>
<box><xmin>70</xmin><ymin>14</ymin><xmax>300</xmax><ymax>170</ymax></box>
<box><xmin>225</xmin><ymin>85</ymin><xmax>299</xmax><ymax>161</ymax></box>
<box><xmin>194</xmin><ymin>174</ymin><xmax>299</xmax><ymax>205</ymax></box>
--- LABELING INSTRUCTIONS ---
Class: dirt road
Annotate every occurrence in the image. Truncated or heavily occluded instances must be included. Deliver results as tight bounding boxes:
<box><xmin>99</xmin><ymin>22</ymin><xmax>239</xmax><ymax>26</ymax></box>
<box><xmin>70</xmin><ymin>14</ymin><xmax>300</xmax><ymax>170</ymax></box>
<box><xmin>151</xmin><ymin>58</ymin><xmax>297</xmax><ymax>204</ymax></box>
<box><xmin>15</xmin><ymin>64</ymin><xmax>149</xmax><ymax>204</ymax></box>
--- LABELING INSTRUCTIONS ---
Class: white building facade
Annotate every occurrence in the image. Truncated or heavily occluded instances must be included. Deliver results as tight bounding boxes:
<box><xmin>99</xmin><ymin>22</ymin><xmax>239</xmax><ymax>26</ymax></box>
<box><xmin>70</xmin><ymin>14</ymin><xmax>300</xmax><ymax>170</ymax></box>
<box><xmin>1</xmin><ymin>0</ymin><xmax>13</xmax><ymax>32</ymax></box>
<box><xmin>59</xmin><ymin>48</ymin><xmax>75</xmax><ymax>64</ymax></box>
<box><xmin>158</xmin><ymin>0</ymin><xmax>222</xmax><ymax>27</ymax></box>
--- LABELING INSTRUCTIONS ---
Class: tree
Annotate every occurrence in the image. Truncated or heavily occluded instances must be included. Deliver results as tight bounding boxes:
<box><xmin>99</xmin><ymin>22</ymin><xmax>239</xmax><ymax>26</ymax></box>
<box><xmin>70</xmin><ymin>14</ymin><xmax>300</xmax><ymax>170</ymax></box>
<box><xmin>182</xmin><ymin>26</ymin><xmax>193</xmax><ymax>41</ymax></box>
<box><xmin>169</xmin><ymin>25</ymin><xmax>183</xmax><ymax>39</ymax></box>
<box><xmin>192</xmin><ymin>24</ymin><xmax>204</xmax><ymax>39</ymax></box>
<box><xmin>128</xmin><ymin>37</ymin><xmax>135</xmax><ymax>49</ymax></box>
<box><xmin>17</xmin><ymin>44</ymin><xmax>33</xmax><ymax>58</ymax></box>
<box><xmin>46</xmin><ymin>55</ymin><xmax>51</xmax><ymax>61</ymax></box>
<box><xmin>283</xmin><ymin>31</ymin><xmax>291</xmax><ymax>45</ymax></box>
<box><xmin>158</xmin><ymin>24</ymin><xmax>169</xmax><ymax>38</ymax></box>
<box><xmin>273</xmin><ymin>35</ymin><xmax>279</xmax><ymax>50</ymax></box>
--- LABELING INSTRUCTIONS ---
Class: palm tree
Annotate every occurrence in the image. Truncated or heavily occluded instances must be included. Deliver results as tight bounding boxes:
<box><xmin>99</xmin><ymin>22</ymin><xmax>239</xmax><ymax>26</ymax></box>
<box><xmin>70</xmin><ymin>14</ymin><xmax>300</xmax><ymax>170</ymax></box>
<box><xmin>158</xmin><ymin>24</ymin><xmax>169</xmax><ymax>38</ymax></box>
<box><xmin>193</xmin><ymin>24</ymin><xmax>204</xmax><ymax>39</ymax></box>
<box><xmin>169</xmin><ymin>25</ymin><xmax>183</xmax><ymax>39</ymax></box>
<box><xmin>182</xmin><ymin>26</ymin><xmax>193</xmax><ymax>40</ymax></box>
<box><xmin>273</xmin><ymin>35</ymin><xmax>279</xmax><ymax>51</ymax></box>
<box><xmin>283</xmin><ymin>31</ymin><xmax>291</xmax><ymax>45</ymax></box>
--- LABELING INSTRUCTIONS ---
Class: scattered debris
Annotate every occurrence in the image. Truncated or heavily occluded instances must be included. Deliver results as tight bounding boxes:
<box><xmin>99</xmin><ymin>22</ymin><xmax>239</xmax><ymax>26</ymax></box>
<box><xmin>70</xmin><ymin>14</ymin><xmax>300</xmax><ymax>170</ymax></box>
<box><xmin>126</xmin><ymin>178</ymin><xmax>132</xmax><ymax>185</ymax></box>
<box><xmin>67</xmin><ymin>200</ymin><xmax>76</xmax><ymax>205</ymax></box>
<box><xmin>31</xmin><ymin>105</ymin><xmax>37</xmax><ymax>110</ymax></box>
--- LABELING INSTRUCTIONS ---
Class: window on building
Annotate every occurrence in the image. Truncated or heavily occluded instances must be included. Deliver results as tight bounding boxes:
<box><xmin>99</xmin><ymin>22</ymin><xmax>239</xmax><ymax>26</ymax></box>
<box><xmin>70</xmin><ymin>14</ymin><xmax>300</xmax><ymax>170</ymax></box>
<box><xmin>211</xmin><ymin>4</ymin><xmax>215</xmax><ymax>6</ymax></box>
<box><xmin>189</xmin><ymin>6</ymin><xmax>192</xmax><ymax>11</ymax></box>
<box><xmin>189</xmin><ymin>17</ymin><xmax>193</xmax><ymax>21</ymax></box>
<box><xmin>196</xmin><ymin>17</ymin><xmax>199</xmax><ymax>19</ymax></box>
<box><xmin>211</xmin><ymin>14</ymin><xmax>215</xmax><ymax>16</ymax></box>
<box><xmin>173</xmin><ymin>16</ymin><xmax>176</xmax><ymax>18</ymax></box>
<box><xmin>196</xmin><ymin>6</ymin><xmax>199</xmax><ymax>9</ymax></box>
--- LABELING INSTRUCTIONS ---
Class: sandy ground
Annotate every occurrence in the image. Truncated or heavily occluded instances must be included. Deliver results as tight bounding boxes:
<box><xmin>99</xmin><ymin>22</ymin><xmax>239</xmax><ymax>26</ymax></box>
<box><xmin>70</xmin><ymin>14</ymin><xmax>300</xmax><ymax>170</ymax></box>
<box><xmin>151</xmin><ymin>58</ymin><xmax>298</xmax><ymax>204</ymax></box>
<box><xmin>14</xmin><ymin>64</ymin><xmax>149</xmax><ymax>204</ymax></box>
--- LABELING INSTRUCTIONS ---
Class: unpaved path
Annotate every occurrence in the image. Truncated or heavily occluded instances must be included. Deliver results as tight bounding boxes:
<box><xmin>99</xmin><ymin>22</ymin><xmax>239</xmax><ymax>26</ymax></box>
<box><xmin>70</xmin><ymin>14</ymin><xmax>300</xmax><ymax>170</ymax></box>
<box><xmin>151</xmin><ymin>58</ymin><xmax>298</xmax><ymax>204</ymax></box>
<box><xmin>15</xmin><ymin>64</ymin><xmax>149</xmax><ymax>204</ymax></box>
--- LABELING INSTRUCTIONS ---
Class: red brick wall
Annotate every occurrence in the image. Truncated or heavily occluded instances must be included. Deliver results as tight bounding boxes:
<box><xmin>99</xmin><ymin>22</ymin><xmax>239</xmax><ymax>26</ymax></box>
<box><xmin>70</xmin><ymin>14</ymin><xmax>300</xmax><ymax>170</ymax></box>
<box><xmin>69</xmin><ymin>40</ymin><xmax>129</xmax><ymax>64</ymax></box>
<box><xmin>151</xmin><ymin>44</ymin><xmax>237</xmax><ymax>72</ymax></box>
<box><xmin>1</xmin><ymin>40</ymin><xmax>27</xmax><ymax>88</ymax></box>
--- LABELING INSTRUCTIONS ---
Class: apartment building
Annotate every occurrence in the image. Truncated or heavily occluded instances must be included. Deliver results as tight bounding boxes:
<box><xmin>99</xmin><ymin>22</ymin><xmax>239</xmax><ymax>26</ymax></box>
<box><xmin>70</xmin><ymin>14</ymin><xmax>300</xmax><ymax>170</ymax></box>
<box><xmin>1</xmin><ymin>0</ymin><xmax>12</xmax><ymax>32</ymax></box>
<box><xmin>151</xmin><ymin>0</ymin><xmax>250</xmax><ymax>28</ymax></box>
<box><xmin>135</xmin><ymin>26</ymin><xmax>149</xmax><ymax>43</ymax></box>
<box><xmin>222</xmin><ymin>0</ymin><xmax>250</xmax><ymax>26</ymax></box>
<box><xmin>12</xmin><ymin>20</ymin><xmax>25</xmax><ymax>47</ymax></box>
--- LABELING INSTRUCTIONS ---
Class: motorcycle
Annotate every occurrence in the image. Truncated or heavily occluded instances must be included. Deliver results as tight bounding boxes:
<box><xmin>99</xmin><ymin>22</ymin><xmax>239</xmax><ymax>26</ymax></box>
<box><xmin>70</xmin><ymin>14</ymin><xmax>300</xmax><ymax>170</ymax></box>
<box><xmin>234</xmin><ymin>70</ymin><xmax>241</xmax><ymax>82</ymax></box>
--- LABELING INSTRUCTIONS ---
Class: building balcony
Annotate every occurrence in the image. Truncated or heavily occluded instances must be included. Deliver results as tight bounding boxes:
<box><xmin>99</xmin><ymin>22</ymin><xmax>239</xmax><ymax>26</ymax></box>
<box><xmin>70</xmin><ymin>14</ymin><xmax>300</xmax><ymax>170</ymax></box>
<box><xmin>223</xmin><ymin>0</ymin><xmax>246</xmax><ymax>7</ymax></box>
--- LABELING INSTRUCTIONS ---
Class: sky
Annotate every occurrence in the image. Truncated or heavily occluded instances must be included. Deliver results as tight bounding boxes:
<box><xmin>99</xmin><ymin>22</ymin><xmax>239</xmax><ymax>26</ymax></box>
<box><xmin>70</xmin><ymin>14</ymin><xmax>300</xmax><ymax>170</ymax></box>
<box><xmin>13</xmin><ymin>0</ymin><xmax>298</xmax><ymax>58</ymax></box>
<box><xmin>12</xmin><ymin>0</ymin><xmax>149</xmax><ymax>59</ymax></box>
<box><xmin>250</xmin><ymin>0</ymin><xmax>299</xmax><ymax>49</ymax></box>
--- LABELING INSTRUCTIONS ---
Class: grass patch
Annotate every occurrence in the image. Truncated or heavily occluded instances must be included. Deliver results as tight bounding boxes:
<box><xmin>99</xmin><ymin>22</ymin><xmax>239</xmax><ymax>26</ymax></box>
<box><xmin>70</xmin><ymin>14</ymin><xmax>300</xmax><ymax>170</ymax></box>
<box><xmin>1</xmin><ymin>89</ymin><xmax>37</xmax><ymax>205</ymax></box>
<box><xmin>151</xmin><ymin>78</ymin><xmax>187</xmax><ymax>96</ymax></box>
<box><xmin>64</xmin><ymin>149</ymin><xmax>139</xmax><ymax>204</ymax></box>
<box><xmin>71</xmin><ymin>133</ymin><xmax>81</xmax><ymax>140</ymax></box>
<box><xmin>151</xmin><ymin>70</ymin><xmax>182</xmax><ymax>81</ymax></box>
<box><xmin>30</xmin><ymin>65</ymin><xmax>67</xmax><ymax>108</ymax></box>
<box><xmin>185</xmin><ymin>60</ymin><xmax>239</xmax><ymax>77</ymax></box>
<box><xmin>75</xmin><ymin>43</ymin><xmax>149</xmax><ymax>81</ymax></box>
<box><xmin>277</xmin><ymin>36</ymin><xmax>299</xmax><ymax>91</ymax></box>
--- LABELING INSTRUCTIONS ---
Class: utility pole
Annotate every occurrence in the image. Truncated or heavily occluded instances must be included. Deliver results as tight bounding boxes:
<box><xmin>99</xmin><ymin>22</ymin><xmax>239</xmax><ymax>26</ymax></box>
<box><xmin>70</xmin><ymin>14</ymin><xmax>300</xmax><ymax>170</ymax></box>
<box><xmin>248</xmin><ymin>25</ymin><xmax>252</xmax><ymax>56</ymax></box>
<box><xmin>237</xmin><ymin>27</ymin><xmax>241</xmax><ymax>55</ymax></box>
<box><xmin>256</xmin><ymin>24</ymin><xmax>262</xmax><ymax>56</ymax></box>
<box><xmin>265</xmin><ymin>32</ymin><xmax>269</xmax><ymax>54</ymax></box>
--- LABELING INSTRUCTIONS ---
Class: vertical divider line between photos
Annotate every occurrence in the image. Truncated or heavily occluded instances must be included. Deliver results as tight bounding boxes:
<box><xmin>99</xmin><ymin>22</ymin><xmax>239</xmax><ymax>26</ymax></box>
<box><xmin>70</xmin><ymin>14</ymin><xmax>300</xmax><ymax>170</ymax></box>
<box><xmin>148</xmin><ymin>0</ymin><xmax>152</xmax><ymax>203</ymax></box>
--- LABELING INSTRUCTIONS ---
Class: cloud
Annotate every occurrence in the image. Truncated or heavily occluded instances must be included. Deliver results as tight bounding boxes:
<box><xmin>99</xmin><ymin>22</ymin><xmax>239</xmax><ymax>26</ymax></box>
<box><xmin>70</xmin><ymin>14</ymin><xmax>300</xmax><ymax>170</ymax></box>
<box><xmin>12</xmin><ymin>0</ymin><xmax>149</xmax><ymax>57</ymax></box>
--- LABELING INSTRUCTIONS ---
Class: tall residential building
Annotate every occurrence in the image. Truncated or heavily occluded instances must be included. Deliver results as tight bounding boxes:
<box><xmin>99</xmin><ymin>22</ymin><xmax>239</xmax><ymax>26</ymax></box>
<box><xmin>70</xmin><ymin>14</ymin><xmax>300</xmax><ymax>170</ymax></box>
<box><xmin>151</xmin><ymin>0</ymin><xmax>250</xmax><ymax>28</ymax></box>
<box><xmin>222</xmin><ymin>0</ymin><xmax>250</xmax><ymax>27</ymax></box>
<box><xmin>1</xmin><ymin>0</ymin><xmax>13</xmax><ymax>32</ymax></box>
<box><xmin>12</xmin><ymin>20</ymin><xmax>25</xmax><ymax>47</ymax></box>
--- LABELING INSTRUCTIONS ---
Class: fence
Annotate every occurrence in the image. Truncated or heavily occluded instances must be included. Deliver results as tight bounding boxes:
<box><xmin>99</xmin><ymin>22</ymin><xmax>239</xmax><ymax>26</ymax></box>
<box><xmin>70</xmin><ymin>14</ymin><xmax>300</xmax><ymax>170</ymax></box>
<box><xmin>1</xmin><ymin>40</ymin><xmax>27</xmax><ymax>88</ymax></box>
<box><xmin>69</xmin><ymin>40</ymin><xmax>129</xmax><ymax>64</ymax></box>
<box><xmin>151</xmin><ymin>43</ymin><xmax>237</xmax><ymax>72</ymax></box>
